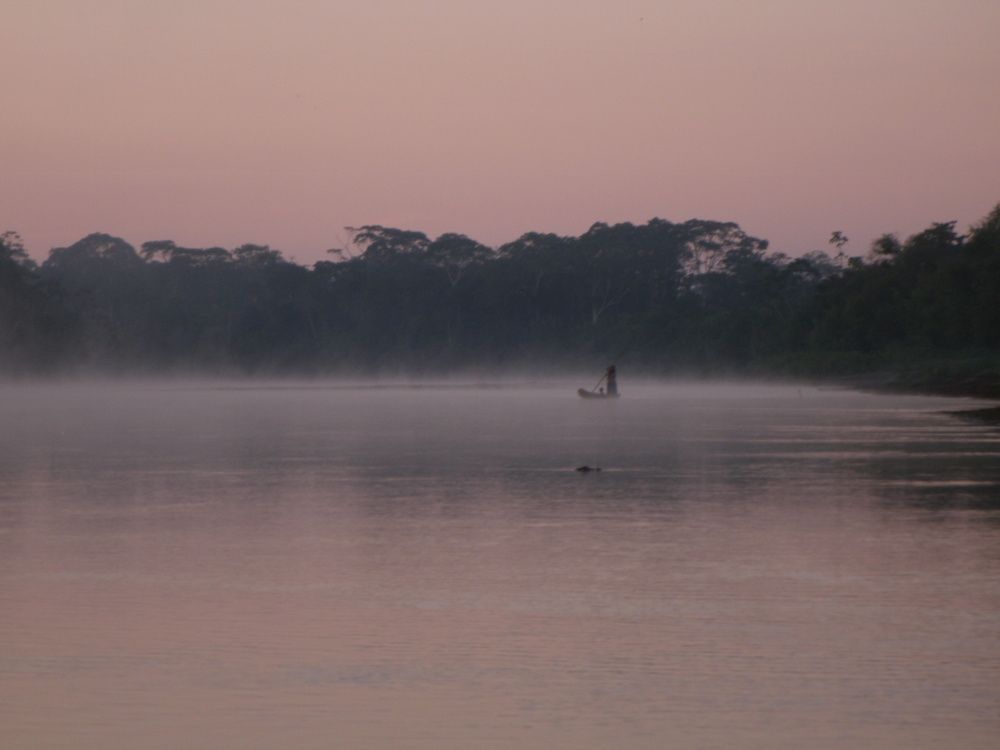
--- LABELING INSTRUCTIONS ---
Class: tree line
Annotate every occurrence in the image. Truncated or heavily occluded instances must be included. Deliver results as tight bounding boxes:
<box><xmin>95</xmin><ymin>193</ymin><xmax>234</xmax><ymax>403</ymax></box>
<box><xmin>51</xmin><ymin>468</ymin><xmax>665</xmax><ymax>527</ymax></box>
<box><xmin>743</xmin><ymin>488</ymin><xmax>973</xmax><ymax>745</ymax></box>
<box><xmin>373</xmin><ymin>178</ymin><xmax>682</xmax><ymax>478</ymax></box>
<box><xmin>1</xmin><ymin>204</ymin><xmax>998</xmax><ymax>377</ymax></box>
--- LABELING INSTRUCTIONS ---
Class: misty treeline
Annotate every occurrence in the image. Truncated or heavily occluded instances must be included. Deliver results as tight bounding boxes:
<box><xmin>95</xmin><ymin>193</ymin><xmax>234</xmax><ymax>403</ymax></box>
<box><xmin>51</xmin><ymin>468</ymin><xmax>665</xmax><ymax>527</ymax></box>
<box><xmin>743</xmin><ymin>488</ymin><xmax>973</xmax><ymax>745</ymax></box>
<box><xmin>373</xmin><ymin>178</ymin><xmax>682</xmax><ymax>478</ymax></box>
<box><xmin>2</xmin><ymin>204</ymin><xmax>999</xmax><ymax>377</ymax></box>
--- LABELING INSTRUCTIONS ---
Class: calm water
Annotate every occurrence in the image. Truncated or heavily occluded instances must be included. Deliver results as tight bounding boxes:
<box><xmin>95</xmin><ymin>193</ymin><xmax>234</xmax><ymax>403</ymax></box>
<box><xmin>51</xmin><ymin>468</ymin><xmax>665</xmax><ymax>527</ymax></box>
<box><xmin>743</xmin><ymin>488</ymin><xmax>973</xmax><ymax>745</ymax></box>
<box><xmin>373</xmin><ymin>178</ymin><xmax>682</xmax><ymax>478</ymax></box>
<box><xmin>1</xmin><ymin>381</ymin><xmax>999</xmax><ymax>749</ymax></box>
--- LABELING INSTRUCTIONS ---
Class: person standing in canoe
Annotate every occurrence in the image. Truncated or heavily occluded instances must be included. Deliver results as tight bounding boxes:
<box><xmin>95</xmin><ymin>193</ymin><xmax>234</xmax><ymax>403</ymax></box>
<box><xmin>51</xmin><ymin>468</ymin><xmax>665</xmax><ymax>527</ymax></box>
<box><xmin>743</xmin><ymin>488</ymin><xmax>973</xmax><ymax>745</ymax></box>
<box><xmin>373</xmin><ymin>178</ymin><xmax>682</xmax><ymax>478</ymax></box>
<box><xmin>606</xmin><ymin>365</ymin><xmax>618</xmax><ymax>397</ymax></box>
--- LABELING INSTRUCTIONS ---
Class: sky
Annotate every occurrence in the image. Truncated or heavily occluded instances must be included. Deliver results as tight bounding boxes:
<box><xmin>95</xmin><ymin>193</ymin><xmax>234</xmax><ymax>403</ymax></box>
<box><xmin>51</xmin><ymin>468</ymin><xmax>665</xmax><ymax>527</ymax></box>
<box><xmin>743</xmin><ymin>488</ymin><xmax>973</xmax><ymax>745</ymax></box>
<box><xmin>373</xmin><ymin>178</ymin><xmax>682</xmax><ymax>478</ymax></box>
<box><xmin>2</xmin><ymin>0</ymin><xmax>999</xmax><ymax>264</ymax></box>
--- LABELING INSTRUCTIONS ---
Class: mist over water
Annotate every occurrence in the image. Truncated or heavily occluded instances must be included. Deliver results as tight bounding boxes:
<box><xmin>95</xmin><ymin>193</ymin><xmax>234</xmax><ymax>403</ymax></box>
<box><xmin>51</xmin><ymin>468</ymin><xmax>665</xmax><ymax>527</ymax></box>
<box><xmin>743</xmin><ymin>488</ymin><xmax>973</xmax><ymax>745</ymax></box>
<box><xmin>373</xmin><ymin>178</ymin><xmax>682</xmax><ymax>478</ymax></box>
<box><xmin>2</xmin><ymin>380</ymin><xmax>999</xmax><ymax>749</ymax></box>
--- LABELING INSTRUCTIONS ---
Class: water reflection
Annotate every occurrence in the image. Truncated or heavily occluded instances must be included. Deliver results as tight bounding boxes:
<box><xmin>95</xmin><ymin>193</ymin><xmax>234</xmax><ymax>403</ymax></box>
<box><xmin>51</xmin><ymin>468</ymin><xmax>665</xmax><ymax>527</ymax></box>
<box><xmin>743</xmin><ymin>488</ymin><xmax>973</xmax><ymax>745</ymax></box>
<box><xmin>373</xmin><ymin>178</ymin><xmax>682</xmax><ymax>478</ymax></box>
<box><xmin>1</xmin><ymin>382</ymin><xmax>999</xmax><ymax>749</ymax></box>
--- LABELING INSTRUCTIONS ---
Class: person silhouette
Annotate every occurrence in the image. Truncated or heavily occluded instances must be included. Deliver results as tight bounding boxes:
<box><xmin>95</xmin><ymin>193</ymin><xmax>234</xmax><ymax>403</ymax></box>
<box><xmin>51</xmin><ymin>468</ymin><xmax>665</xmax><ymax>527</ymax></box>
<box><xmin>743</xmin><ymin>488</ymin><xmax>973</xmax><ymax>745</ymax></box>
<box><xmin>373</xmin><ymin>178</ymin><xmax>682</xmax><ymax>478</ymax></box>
<box><xmin>606</xmin><ymin>365</ymin><xmax>618</xmax><ymax>397</ymax></box>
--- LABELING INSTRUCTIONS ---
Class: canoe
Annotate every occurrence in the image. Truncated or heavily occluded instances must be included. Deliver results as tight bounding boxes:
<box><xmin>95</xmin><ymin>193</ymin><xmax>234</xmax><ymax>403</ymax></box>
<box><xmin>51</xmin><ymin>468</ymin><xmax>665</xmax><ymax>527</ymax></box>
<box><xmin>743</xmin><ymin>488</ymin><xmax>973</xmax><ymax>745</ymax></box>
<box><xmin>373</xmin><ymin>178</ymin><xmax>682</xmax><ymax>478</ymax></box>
<box><xmin>577</xmin><ymin>388</ymin><xmax>620</xmax><ymax>399</ymax></box>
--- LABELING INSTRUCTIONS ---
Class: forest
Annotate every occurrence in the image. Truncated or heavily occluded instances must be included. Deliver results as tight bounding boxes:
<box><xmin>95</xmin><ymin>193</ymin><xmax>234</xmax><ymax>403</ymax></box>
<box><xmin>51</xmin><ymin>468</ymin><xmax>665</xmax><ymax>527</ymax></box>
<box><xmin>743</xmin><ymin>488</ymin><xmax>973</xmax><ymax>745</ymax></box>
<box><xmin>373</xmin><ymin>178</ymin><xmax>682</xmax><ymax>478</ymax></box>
<box><xmin>2</xmin><ymin>204</ymin><xmax>999</xmax><ymax>391</ymax></box>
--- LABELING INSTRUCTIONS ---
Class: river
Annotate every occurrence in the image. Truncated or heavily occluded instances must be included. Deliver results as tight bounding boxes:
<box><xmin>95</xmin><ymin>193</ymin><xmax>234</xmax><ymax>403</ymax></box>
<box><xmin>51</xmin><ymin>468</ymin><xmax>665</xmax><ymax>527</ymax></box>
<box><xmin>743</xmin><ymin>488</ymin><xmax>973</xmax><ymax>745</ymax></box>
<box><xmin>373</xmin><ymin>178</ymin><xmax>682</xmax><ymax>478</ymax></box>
<box><xmin>1</xmin><ymin>381</ymin><xmax>998</xmax><ymax>749</ymax></box>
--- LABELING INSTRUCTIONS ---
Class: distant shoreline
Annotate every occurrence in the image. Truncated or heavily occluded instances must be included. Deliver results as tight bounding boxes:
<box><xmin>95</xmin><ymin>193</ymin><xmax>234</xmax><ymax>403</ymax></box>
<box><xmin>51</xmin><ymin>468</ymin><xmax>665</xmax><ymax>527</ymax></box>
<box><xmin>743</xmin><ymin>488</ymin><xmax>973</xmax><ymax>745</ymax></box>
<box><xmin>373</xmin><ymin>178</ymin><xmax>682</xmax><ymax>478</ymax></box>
<box><xmin>944</xmin><ymin>405</ymin><xmax>1000</xmax><ymax>423</ymax></box>
<box><xmin>850</xmin><ymin>372</ymin><xmax>1000</xmax><ymax>401</ymax></box>
<box><xmin>838</xmin><ymin>369</ymin><xmax>1000</xmax><ymax>423</ymax></box>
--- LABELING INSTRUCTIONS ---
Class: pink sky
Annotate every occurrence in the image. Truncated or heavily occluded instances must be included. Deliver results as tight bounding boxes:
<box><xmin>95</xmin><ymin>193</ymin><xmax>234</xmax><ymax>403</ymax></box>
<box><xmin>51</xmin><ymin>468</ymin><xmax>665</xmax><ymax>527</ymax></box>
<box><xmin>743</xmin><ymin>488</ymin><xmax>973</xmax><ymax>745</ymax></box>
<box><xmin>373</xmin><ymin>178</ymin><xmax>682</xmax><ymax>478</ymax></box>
<box><xmin>3</xmin><ymin>0</ymin><xmax>999</xmax><ymax>264</ymax></box>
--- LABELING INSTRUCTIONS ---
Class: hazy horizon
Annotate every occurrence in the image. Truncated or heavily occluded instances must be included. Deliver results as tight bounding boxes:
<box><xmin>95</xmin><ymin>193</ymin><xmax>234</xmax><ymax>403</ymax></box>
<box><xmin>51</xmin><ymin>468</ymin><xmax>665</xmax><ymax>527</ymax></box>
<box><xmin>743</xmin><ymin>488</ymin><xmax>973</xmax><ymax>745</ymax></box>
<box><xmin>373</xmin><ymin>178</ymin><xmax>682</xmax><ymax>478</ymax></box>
<box><xmin>3</xmin><ymin>0</ymin><xmax>999</xmax><ymax>264</ymax></box>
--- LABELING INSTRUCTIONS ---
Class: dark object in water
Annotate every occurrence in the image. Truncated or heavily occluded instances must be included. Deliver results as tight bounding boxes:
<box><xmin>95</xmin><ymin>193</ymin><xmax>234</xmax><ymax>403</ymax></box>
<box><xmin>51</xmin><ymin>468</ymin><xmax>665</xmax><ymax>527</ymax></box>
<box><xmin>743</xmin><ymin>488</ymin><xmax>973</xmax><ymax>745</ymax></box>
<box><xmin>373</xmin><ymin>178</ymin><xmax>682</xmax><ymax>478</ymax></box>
<box><xmin>576</xmin><ymin>465</ymin><xmax>601</xmax><ymax>473</ymax></box>
<box><xmin>577</xmin><ymin>388</ymin><xmax>619</xmax><ymax>399</ymax></box>
<box><xmin>578</xmin><ymin>364</ymin><xmax>621</xmax><ymax>399</ymax></box>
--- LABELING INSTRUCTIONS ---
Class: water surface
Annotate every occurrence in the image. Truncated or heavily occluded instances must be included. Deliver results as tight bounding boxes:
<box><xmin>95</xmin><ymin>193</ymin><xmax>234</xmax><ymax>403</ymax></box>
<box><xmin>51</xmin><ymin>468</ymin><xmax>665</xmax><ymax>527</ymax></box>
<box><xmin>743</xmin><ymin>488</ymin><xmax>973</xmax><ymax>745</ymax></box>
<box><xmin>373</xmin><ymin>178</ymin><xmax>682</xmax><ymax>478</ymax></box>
<box><xmin>2</xmin><ymin>381</ymin><xmax>999</xmax><ymax>749</ymax></box>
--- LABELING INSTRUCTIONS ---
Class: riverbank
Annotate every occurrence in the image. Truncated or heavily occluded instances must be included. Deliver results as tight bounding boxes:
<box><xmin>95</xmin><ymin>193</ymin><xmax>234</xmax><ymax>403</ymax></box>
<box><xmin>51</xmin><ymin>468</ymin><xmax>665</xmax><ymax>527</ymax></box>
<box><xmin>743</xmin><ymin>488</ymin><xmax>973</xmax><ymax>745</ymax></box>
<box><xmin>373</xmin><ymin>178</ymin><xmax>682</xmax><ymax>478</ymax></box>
<box><xmin>844</xmin><ymin>371</ymin><xmax>999</xmax><ymax>400</ymax></box>
<box><xmin>944</xmin><ymin>405</ymin><xmax>1000</xmax><ymax>423</ymax></box>
<box><xmin>836</xmin><ymin>367</ymin><xmax>1000</xmax><ymax>423</ymax></box>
